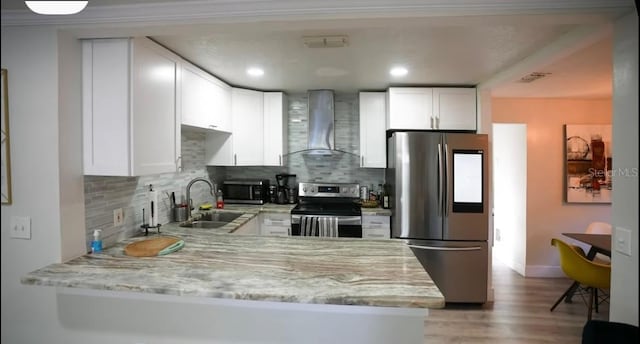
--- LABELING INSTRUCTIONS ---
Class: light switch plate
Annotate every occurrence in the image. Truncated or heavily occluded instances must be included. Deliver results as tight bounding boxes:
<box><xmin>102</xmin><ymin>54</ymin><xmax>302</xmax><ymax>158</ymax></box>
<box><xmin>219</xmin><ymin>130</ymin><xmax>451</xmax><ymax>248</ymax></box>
<box><xmin>10</xmin><ymin>216</ymin><xmax>32</xmax><ymax>239</ymax></box>
<box><xmin>614</xmin><ymin>227</ymin><xmax>632</xmax><ymax>256</ymax></box>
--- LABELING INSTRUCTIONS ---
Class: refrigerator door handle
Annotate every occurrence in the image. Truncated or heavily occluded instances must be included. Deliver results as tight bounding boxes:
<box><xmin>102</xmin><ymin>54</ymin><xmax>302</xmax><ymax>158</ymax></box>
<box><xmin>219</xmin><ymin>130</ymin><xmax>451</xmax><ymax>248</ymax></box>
<box><xmin>437</xmin><ymin>143</ymin><xmax>443</xmax><ymax>216</ymax></box>
<box><xmin>444</xmin><ymin>143</ymin><xmax>450</xmax><ymax>216</ymax></box>
<box><xmin>408</xmin><ymin>244</ymin><xmax>482</xmax><ymax>251</ymax></box>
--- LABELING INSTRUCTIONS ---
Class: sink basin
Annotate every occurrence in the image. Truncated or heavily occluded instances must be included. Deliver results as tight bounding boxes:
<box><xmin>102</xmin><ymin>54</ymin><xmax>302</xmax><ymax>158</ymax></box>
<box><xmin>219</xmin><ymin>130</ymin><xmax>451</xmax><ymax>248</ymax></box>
<box><xmin>199</xmin><ymin>212</ymin><xmax>242</xmax><ymax>222</ymax></box>
<box><xmin>179</xmin><ymin>212</ymin><xmax>243</xmax><ymax>229</ymax></box>
<box><xmin>180</xmin><ymin>220</ymin><xmax>229</xmax><ymax>229</ymax></box>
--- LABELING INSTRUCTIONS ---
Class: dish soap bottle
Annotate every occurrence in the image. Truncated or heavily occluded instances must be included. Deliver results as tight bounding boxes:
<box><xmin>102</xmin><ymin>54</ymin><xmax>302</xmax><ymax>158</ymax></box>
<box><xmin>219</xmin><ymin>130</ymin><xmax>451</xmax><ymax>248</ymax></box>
<box><xmin>216</xmin><ymin>189</ymin><xmax>224</xmax><ymax>209</ymax></box>
<box><xmin>91</xmin><ymin>229</ymin><xmax>103</xmax><ymax>253</ymax></box>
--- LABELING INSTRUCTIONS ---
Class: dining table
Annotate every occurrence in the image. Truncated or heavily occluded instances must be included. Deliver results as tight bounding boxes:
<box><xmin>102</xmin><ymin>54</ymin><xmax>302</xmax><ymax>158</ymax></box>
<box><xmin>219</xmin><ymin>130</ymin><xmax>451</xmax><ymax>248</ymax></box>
<box><xmin>560</xmin><ymin>232</ymin><xmax>612</xmax><ymax>304</ymax></box>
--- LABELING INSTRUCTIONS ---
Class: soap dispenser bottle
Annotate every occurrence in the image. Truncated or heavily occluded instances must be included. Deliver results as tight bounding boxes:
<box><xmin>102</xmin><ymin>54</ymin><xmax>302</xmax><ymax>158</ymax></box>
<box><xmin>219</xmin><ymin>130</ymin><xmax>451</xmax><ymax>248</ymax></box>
<box><xmin>91</xmin><ymin>229</ymin><xmax>103</xmax><ymax>253</ymax></box>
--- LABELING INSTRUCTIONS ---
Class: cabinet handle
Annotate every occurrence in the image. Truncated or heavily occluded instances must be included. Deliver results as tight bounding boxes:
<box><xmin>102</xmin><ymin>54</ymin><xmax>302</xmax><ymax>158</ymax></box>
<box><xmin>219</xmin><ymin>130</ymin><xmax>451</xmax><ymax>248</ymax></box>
<box><xmin>234</xmin><ymin>154</ymin><xmax>237</xmax><ymax>166</ymax></box>
<box><xmin>176</xmin><ymin>156</ymin><xmax>182</xmax><ymax>172</ymax></box>
<box><xmin>430</xmin><ymin>116</ymin><xmax>434</xmax><ymax>129</ymax></box>
<box><xmin>361</xmin><ymin>156</ymin><xmax>365</xmax><ymax>166</ymax></box>
<box><xmin>209</xmin><ymin>124</ymin><xmax>217</xmax><ymax>129</ymax></box>
<box><xmin>279</xmin><ymin>154</ymin><xmax>282</xmax><ymax>166</ymax></box>
<box><xmin>369</xmin><ymin>221</ymin><xmax>383</xmax><ymax>225</ymax></box>
<box><xmin>436</xmin><ymin>117</ymin><xmax>440</xmax><ymax>129</ymax></box>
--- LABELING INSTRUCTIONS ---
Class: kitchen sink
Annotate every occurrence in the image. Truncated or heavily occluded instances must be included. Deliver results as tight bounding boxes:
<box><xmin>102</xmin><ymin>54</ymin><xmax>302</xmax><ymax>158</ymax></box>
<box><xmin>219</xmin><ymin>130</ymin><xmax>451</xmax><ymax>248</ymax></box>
<box><xmin>179</xmin><ymin>212</ymin><xmax>243</xmax><ymax>229</ymax></box>
<box><xmin>198</xmin><ymin>212</ymin><xmax>242</xmax><ymax>222</ymax></box>
<box><xmin>180</xmin><ymin>220</ymin><xmax>229</xmax><ymax>229</ymax></box>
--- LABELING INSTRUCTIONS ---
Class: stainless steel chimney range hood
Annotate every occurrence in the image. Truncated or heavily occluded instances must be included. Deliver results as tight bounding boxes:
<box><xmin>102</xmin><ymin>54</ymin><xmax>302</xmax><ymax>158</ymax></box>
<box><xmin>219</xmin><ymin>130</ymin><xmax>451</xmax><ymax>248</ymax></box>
<box><xmin>287</xmin><ymin>89</ymin><xmax>356</xmax><ymax>157</ymax></box>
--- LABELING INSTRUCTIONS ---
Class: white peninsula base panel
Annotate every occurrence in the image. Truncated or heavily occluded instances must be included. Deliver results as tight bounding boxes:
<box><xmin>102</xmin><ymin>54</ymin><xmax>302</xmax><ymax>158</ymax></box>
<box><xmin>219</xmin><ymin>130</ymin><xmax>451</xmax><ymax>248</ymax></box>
<box><xmin>57</xmin><ymin>288</ymin><xmax>427</xmax><ymax>344</ymax></box>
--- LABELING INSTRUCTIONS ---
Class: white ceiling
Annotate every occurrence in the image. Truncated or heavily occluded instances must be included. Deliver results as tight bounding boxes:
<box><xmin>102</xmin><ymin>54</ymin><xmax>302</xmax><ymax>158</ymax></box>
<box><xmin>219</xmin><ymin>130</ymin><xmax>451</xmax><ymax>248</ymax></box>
<box><xmin>2</xmin><ymin>0</ymin><xmax>632</xmax><ymax>98</ymax></box>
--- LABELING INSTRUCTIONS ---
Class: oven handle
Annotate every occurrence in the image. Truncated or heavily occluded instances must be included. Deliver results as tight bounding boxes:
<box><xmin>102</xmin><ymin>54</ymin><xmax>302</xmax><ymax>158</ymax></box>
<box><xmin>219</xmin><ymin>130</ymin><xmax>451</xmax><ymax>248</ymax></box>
<box><xmin>291</xmin><ymin>214</ymin><xmax>362</xmax><ymax>225</ymax></box>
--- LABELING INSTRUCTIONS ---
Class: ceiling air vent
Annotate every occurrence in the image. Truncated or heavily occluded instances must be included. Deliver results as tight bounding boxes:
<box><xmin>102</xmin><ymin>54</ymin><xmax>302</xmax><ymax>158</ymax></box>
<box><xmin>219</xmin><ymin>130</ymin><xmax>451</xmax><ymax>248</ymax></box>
<box><xmin>519</xmin><ymin>72</ymin><xmax>552</xmax><ymax>83</ymax></box>
<box><xmin>303</xmin><ymin>35</ymin><xmax>349</xmax><ymax>48</ymax></box>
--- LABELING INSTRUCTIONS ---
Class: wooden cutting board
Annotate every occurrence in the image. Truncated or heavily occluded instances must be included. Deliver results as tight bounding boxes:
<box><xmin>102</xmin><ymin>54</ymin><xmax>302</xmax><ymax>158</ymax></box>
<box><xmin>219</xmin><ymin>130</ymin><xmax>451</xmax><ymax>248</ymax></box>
<box><xmin>124</xmin><ymin>236</ymin><xmax>184</xmax><ymax>257</ymax></box>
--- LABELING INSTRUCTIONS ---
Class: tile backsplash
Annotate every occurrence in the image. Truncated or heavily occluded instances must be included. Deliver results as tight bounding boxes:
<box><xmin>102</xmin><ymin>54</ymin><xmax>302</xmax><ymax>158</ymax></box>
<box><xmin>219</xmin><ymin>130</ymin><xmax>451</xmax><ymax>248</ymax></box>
<box><xmin>83</xmin><ymin>131</ymin><xmax>222</xmax><ymax>252</ymax></box>
<box><xmin>83</xmin><ymin>92</ymin><xmax>384</xmax><ymax>251</ymax></box>
<box><xmin>220</xmin><ymin>93</ymin><xmax>385</xmax><ymax>186</ymax></box>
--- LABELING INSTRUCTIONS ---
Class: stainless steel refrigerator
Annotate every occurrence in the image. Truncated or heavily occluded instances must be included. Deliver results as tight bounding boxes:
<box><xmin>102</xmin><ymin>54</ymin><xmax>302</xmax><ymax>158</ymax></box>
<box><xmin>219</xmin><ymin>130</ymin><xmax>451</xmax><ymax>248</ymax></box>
<box><xmin>386</xmin><ymin>131</ymin><xmax>489</xmax><ymax>303</ymax></box>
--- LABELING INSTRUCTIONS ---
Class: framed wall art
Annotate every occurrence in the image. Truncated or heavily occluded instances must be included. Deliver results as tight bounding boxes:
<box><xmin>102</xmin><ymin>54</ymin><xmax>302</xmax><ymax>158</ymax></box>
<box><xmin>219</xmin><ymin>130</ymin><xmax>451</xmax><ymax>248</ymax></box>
<box><xmin>565</xmin><ymin>124</ymin><xmax>612</xmax><ymax>204</ymax></box>
<box><xmin>1</xmin><ymin>68</ymin><xmax>12</xmax><ymax>204</ymax></box>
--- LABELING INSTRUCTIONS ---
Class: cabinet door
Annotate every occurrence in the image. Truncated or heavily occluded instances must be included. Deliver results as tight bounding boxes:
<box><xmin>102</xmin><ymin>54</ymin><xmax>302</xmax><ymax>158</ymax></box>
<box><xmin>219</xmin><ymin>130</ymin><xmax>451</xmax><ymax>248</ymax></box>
<box><xmin>131</xmin><ymin>38</ymin><xmax>180</xmax><ymax>175</ymax></box>
<box><xmin>263</xmin><ymin>92</ymin><xmax>287</xmax><ymax>166</ymax></box>
<box><xmin>82</xmin><ymin>39</ymin><xmax>130</xmax><ymax>176</ymax></box>
<box><xmin>359</xmin><ymin>92</ymin><xmax>386</xmax><ymax>168</ymax></box>
<box><xmin>181</xmin><ymin>63</ymin><xmax>217</xmax><ymax>129</ymax></box>
<box><xmin>432</xmin><ymin>88</ymin><xmax>476</xmax><ymax>130</ymax></box>
<box><xmin>386</xmin><ymin>88</ymin><xmax>432</xmax><ymax>130</ymax></box>
<box><xmin>231</xmin><ymin>88</ymin><xmax>264</xmax><ymax>166</ymax></box>
<box><xmin>211</xmin><ymin>78</ymin><xmax>232</xmax><ymax>132</ymax></box>
<box><xmin>362</xmin><ymin>215</ymin><xmax>390</xmax><ymax>239</ymax></box>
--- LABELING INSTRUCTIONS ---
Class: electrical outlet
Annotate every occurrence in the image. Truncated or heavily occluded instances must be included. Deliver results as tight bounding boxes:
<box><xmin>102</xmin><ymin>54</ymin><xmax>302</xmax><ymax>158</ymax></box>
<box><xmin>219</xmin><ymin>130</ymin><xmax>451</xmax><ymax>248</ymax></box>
<box><xmin>10</xmin><ymin>216</ymin><xmax>31</xmax><ymax>239</ymax></box>
<box><xmin>113</xmin><ymin>208</ymin><xmax>124</xmax><ymax>226</ymax></box>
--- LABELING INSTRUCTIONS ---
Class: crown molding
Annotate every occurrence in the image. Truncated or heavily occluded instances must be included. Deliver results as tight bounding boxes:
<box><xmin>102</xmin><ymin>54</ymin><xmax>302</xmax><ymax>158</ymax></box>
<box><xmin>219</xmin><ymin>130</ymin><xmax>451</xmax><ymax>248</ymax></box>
<box><xmin>1</xmin><ymin>0</ymin><xmax>634</xmax><ymax>27</ymax></box>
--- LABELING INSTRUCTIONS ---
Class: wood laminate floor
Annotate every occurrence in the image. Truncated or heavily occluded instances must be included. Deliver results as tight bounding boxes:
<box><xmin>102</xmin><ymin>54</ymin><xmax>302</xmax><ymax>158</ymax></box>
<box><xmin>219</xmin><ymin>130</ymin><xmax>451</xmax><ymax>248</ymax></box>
<box><xmin>423</xmin><ymin>259</ymin><xmax>609</xmax><ymax>343</ymax></box>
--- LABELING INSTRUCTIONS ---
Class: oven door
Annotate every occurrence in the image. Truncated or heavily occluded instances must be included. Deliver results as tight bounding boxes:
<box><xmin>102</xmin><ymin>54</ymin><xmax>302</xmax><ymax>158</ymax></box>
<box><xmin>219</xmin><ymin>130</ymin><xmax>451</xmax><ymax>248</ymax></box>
<box><xmin>291</xmin><ymin>215</ymin><xmax>362</xmax><ymax>238</ymax></box>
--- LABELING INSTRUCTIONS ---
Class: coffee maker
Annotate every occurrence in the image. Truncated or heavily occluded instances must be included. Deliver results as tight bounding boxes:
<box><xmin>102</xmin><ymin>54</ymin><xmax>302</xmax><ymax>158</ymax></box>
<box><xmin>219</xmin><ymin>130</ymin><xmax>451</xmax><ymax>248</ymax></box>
<box><xmin>275</xmin><ymin>174</ymin><xmax>297</xmax><ymax>204</ymax></box>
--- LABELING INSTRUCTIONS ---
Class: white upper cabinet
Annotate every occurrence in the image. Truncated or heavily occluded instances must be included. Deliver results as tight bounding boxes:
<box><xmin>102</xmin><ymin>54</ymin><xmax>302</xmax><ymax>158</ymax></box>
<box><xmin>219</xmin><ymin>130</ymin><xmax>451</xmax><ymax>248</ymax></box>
<box><xmin>82</xmin><ymin>37</ymin><xmax>181</xmax><ymax>176</ymax></box>
<box><xmin>432</xmin><ymin>88</ymin><xmax>476</xmax><ymax>131</ymax></box>
<box><xmin>359</xmin><ymin>92</ymin><xmax>386</xmax><ymax>168</ymax></box>
<box><xmin>386</xmin><ymin>87</ymin><xmax>433</xmax><ymax>130</ymax></box>
<box><xmin>387</xmin><ymin>87</ymin><xmax>476</xmax><ymax>131</ymax></box>
<box><xmin>180</xmin><ymin>62</ymin><xmax>231</xmax><ymax>132</ymax></box>
<box><xmin>231</xmin><ymin>88</ymin><xmax>264</xmax><ymax>166</ymax></box>
<box><xmin>206</xmin><ymin>90</ymin><xmax>288</xmax><ymax>166</ymax></box>
<box><xmin>263</xmin><ymin>92</ymin><xmax>288</xmax><ymax>166</ymax></box>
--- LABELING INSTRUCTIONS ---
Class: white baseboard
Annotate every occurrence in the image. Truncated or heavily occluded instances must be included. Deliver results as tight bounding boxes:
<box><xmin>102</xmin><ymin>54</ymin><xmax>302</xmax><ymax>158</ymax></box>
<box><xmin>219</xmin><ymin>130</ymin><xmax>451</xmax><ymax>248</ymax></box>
<box><xmin>525</xmin><ymin>265</ymin><xmax>565</xmax><ymax>278</ymax></box>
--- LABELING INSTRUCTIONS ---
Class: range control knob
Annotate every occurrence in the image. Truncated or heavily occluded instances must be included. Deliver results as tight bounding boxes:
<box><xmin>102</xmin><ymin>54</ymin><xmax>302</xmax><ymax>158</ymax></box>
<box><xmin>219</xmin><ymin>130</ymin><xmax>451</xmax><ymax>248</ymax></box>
<box><xmin>311</xmin><ymin>187</ymin><xmax>316</xmax><ymax>193</ymax></box>
<box><xmin>303</xmin><ymin>187</ymin><xmax>307</xmax><ymax>192</ymax></box>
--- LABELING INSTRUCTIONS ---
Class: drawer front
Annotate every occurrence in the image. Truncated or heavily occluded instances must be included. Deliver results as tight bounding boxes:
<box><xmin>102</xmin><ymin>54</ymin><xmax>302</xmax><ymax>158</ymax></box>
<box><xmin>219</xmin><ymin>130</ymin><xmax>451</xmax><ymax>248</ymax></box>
<box><xmin>362</xmin><ymin>215</ymin><xmax>390</xmax><ymax>228</ymax></box>
<box><xmin>363</xmin><ymin>227</ymin><xmax>390</xmax><ymax>239</ymax></box>
<box><xmin>260</xmin><ymin>225</ymin><xmax>291</xmax><ymax>237</ymax></box>
<box><xmin>262</xmin><ymin>213</ymin><xmax>291</xmax><ymax>226</ymax></box>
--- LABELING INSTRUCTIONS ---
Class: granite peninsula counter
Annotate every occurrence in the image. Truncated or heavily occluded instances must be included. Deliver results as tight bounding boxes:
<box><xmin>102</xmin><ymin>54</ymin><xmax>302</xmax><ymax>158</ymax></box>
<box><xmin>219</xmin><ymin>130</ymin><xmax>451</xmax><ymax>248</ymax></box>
<box><xmin>22</xmin><ymin>207</ymin><xmax>443</xmax><ymax>344</ymax></box>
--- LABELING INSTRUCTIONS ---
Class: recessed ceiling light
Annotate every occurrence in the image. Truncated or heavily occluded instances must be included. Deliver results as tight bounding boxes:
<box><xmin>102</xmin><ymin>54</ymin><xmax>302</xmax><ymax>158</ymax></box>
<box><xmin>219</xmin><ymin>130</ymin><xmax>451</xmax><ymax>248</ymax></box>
<box><xmin>25</xmin><ymin>1</ymin><xmax>88</xmax><ymax>15</ymax></box>
<box><xmin>390</xmin><ymin>67</ymin><xmax>408</xmax><ymax>77</ymax></box>
<box><xmin>247</xmin><ymin>67</ymin><xmax>264</xmax><ymax>77</ymax></box>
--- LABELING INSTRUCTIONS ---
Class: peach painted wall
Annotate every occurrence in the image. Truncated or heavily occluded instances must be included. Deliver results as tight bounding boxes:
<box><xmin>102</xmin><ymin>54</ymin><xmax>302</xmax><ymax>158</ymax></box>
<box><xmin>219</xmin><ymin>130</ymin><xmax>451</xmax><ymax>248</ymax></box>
<box><xmin>493</xmin><ymin>98</ymin><xmax>612</xmax><ymax>276</ymax></box>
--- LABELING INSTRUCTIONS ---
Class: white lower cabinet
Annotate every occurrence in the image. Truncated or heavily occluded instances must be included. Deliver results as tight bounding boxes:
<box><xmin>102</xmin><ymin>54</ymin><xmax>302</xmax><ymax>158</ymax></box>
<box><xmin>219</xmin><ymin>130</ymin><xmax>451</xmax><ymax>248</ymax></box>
<box><xmin>82</xmin><ymin>37</ymin><xmax>181</xmax><ymax>176</ymax></box>
<box><xmin>260</xmin><ymin>213</ymin><xmax>291</xmax><ymax>236</ymax></box>
<box><xmin>234</xmin><ymin>216</ymin><xmax>259</xmax><ymax>235</ymax></box>
<box><xmin>362</xmin><ymin>215</ymin><xmax>391</xmax><ymax>239</ymax></box>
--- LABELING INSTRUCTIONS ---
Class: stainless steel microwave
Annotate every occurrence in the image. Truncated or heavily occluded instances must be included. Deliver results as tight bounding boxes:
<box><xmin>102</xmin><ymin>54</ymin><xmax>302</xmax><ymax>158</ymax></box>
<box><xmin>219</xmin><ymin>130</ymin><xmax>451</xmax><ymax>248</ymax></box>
<box><xmin>222</xmin><ymin>179</ymin><xmax>270</xmax><ymax>205</ymax></box>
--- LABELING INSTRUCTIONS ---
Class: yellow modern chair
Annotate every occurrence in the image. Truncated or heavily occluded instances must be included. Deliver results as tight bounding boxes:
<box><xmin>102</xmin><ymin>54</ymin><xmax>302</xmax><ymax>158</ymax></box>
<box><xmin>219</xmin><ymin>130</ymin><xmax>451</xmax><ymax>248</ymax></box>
<box><xmin>550</xmin><ymin>238</ymin><xmax>611</xmax><ymax>320</ymax></box>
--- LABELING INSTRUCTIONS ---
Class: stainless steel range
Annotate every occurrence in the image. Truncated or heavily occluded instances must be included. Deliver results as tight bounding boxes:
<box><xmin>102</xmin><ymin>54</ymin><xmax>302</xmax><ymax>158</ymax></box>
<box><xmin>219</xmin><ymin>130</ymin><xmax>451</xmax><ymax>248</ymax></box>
<box><xmin>290</xmin><ymin>182</ymin><xmax>362</xmax><ymax>237</ymax></box>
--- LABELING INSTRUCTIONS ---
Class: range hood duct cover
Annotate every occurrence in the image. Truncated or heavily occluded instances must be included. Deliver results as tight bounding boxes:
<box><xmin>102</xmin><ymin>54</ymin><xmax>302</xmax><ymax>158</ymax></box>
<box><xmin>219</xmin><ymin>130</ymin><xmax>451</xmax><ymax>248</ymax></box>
<box><xmin>307</xmin><ymin>90</ymin><xmax>335</xmax><ymax>154</ymax></box>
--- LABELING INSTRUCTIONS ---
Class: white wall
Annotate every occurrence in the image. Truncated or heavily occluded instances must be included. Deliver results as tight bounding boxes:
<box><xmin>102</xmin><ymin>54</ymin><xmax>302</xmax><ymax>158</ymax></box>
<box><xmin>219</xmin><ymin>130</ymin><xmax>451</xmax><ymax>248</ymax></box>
<box><xmin>492</xmin><ymin>123</ymin><xmax>527</xmax><ymax>275</ymax></box>
<box><xmin>610</xmin><ymin>12</ymin><xmax>639</xmax><ymax>326</ymax></box>
<box><xmin>0</xmin><ymin>25</ymin><xmax>67</xmax><ymax>343</ymax></box>
<box><xmin>492</xmin><ymin>98</ymin><xmax>612</xmax><ymax>277</ymax></box>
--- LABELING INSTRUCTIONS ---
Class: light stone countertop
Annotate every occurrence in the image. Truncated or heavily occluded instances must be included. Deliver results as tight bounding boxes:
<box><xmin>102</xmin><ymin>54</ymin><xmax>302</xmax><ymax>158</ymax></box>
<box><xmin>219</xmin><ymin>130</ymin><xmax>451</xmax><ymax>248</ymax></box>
<box><xmin>22</xmin><ymin>205</ymin><xmax>444</xmax><ymax>309</ymax></box>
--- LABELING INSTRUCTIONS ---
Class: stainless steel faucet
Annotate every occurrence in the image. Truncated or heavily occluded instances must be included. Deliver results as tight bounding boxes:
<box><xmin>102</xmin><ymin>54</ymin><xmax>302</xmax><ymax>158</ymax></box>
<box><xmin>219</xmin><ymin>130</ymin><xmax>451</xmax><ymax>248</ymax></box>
<box><xmin>185</xmin><ymin>177</ymin><xmax>216</xmax><ymax>220</ymax></box>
